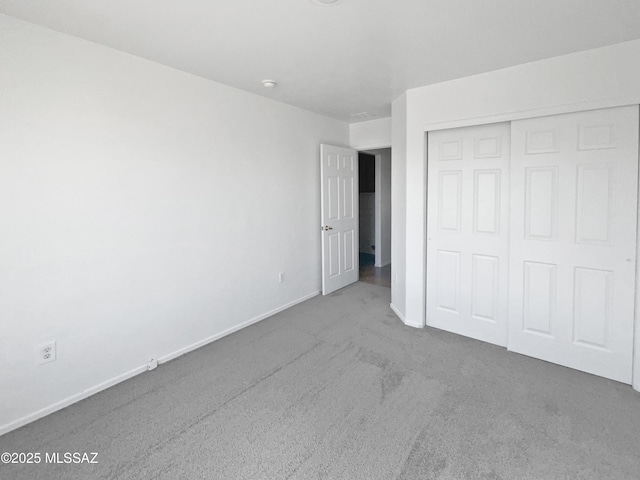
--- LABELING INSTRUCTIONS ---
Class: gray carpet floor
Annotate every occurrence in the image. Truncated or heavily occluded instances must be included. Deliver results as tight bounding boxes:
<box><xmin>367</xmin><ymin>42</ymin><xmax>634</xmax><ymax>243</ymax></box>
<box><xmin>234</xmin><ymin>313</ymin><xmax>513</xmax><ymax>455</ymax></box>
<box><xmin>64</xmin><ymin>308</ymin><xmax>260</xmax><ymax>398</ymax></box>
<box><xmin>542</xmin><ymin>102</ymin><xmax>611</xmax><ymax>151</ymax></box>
<box><xmin>1</xmin><ymin>282</ymin><xmax>640</xmax><ymax>480</ymax></box>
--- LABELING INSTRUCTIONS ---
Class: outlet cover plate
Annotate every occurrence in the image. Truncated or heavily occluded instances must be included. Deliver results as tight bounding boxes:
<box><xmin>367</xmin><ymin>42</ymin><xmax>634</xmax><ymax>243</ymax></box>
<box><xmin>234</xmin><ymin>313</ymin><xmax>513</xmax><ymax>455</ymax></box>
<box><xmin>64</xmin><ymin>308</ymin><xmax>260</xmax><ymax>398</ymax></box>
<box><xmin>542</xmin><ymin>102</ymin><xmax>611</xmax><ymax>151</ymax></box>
<box><xmin>38</xmin><ymin>341</ymin><xmax>57</xmax><ymax>365</ymax></box>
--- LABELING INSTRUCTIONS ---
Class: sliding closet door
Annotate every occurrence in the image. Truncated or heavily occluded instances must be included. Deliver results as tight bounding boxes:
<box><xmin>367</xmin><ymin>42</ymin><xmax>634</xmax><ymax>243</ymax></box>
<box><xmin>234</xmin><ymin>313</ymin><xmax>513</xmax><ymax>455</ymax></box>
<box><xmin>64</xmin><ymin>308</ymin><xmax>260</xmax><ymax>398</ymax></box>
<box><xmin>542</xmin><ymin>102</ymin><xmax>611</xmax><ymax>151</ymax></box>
<box><xmin>508</xmin><ymin>106</ymin><xmax>639</xmax><ymax>383</ymax></box>
<box><xmin>427</xmin><ymin>123</ymin><xmax>511</xmax><ymax>346</ymax></box>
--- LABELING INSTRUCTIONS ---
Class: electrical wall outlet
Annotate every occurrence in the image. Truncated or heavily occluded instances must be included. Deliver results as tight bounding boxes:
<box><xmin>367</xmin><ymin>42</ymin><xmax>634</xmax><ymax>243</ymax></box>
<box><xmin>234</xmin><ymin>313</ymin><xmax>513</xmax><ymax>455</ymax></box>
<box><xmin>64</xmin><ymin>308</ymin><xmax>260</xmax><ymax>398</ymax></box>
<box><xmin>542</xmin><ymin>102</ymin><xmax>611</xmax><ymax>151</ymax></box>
<box><xmin>38</xmin><ymin>341</ymin><xmax>56</xmax><ymax>365</ymax></box>
<box><xmin>279</xmin><ymin>272</ymin><xmax>285</xmax><ymax>283</ymax></box>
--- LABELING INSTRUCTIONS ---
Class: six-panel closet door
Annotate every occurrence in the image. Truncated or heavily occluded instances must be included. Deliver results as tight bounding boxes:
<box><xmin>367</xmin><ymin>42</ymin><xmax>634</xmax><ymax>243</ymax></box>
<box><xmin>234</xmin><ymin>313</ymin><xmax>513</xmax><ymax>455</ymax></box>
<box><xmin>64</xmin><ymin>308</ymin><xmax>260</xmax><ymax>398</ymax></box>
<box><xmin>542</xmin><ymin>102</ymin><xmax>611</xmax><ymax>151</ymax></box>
<box><xmin>426</xmin><ymin>106</ymin><xmax>639</xmax><ymax>383</ymax></box>
<box><xmin>426</xmin><ymin>123</ymin><xmax>511</xmax><ymax>347</ymax></box>
<box><xmin>508</xmin><ymin>106</ymin><xmax>639</xmax><ymax>383</ymax></box>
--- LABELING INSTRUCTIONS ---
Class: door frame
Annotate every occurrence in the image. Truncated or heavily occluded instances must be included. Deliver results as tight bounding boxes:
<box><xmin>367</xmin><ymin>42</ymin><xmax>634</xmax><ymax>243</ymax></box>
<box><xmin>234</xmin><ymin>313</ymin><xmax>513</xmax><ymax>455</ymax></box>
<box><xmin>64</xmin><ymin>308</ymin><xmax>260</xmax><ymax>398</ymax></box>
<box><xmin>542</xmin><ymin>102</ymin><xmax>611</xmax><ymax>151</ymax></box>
<box><xmin>420</xmin><ymin>101</ymin><xmax>640</xmax><ymax>391</ymax></box>
<box><xmin>359</xmin><ymin>148</ymin><xmax>393</xmax><ymax>269</ymax></box>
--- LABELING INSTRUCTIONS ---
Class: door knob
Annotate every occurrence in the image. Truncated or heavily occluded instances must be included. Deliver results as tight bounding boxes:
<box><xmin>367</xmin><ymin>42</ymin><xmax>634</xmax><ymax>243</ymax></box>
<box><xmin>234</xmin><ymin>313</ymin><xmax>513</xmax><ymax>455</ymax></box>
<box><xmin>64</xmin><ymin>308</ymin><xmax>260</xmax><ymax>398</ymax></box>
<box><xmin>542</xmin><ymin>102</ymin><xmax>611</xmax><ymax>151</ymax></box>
<box><xmin>324</xmin><ymin>226</ymin><xmax>333</xmax><ymax>231</ymax></box>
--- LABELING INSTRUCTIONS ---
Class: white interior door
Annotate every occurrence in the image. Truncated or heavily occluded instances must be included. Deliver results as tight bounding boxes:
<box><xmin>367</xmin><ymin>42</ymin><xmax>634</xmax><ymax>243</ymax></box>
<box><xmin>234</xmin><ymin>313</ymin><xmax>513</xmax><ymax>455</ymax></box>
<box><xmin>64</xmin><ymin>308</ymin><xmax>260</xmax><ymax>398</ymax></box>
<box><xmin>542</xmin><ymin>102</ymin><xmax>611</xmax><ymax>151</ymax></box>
<box><xmin>427</xmin><ymin>123</ymin><xmax>511</xmax><ymax>346</ymax></box>
<box><xmin>321</xmin><ymin>144</ymin><xmax>358</xmax><ymax>295</ymax></box>
<box><xmin>508</xmin><ymin>106</ymin><xmax>639</xmax><ymax>383</ymax></box>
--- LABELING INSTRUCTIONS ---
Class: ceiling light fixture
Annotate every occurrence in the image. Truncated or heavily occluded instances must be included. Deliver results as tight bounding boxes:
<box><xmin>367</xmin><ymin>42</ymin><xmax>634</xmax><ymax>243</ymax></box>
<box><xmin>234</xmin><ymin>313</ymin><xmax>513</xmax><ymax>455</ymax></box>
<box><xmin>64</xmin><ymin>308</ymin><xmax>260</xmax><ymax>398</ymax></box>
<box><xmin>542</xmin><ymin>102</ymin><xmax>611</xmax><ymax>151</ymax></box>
<box><xmin>262</xmin><ymin>79</ymin><xmax>277</xmax><ymax>88</ymax></box>
<box><xmin>311</xmin><ymin>0</ymin><xmax>341</xmax><ymax>6</ymax></box>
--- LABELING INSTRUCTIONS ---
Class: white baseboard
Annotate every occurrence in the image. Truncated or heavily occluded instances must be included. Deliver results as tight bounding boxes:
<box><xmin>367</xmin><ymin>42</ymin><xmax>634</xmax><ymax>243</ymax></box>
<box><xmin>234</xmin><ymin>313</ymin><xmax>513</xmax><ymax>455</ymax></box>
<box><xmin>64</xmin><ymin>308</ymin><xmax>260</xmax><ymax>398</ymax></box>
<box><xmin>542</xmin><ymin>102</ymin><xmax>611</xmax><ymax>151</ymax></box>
<box><xmin>0</xmin><ymin>365</ymin><xmax>148</xmax><ymax>437</ymax></box>
<box><xmin>374</xmin><ymin>260</ymin><xmax>391</xmax><ymax>268</ymax></box>
<box><xmin>0</xmin><ymin>290</ymin><xmax>321</xmax><ymax>437</ymax></box>
<box><xmin>403</xmin><ymin>320</ymin><xmax>424</xmax><ymax>329</ymax></box>
<box><xmin>157</xmin><ymin>290</ymin><xmax>320</xmax><ymax>364</ymax></box>
<box><xmin>389</xmin><ymin>303</ymin><xmax>405</xmax><ymax>322</ymax></box>
<box><xmin>390</xmin><ymin>303</ymin><xmax>423</xmax><ymax>329</ymax></box>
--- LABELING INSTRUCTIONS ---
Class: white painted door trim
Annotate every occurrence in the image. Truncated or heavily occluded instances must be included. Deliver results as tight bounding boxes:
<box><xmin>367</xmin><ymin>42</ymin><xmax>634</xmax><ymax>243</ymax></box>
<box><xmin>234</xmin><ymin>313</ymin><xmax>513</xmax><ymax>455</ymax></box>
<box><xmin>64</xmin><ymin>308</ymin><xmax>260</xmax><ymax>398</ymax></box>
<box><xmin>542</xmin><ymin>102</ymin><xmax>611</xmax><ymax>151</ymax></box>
<box><xmin>364</xmin><ymin>150</ymin><xmax>392</xmax><ymax>268</ymax></box>
<box><xmin>374</xmin><ymin>153</ymin><xmax>383</xmax><ymax>268</ymax></box>
<box><xmin>421</xmin><ymin>95</ymin><xmax>640</xmax><ymax>133</ymax></box>
<box><xmin>635</xmin><ymin>141</ymin><xmax>640</xmax><ymax>392</ymax></box>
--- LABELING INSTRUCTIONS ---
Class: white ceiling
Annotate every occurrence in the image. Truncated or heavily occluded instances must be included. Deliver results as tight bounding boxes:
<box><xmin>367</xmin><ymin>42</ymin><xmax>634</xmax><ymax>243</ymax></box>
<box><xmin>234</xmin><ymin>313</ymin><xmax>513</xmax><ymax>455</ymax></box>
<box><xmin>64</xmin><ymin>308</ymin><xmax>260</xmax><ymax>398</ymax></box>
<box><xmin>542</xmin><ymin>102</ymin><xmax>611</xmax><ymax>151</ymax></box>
<box><xmin>1</xmin><ymin>0</ymin><xmax>640</xmax><ymax>123</ymax></box>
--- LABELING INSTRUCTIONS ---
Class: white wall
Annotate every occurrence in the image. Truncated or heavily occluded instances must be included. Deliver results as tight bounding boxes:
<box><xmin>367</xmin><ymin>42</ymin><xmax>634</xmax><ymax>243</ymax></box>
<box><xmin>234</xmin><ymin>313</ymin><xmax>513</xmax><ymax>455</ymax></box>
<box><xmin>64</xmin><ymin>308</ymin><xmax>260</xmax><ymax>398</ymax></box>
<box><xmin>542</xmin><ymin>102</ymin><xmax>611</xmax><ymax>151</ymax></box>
<box><xmin>390</xmin><ymin>95</ymin><xmax>407</xmax><ymax>321</ymax></box>
<box><xmin>0</xmin><ymin>14</ymin><xmax>349</xmax><ymax>434</ymax></box>
<box><xmin>375</xmin><ymin>149</ymin><xmax>392</xmax><ymax>268</ymax></box>
<box><xmin>394</xmin><ymin>38</ymin><xmax>640</xmax><ymax>386</ymax></box>
<box><xmin>359</xmin><ymin>193</ymin><xmax>376</xmax><ymax>255</ymax></box>
<box><xmin>350</xmin><ymin>117</ymin><xmax>392</xmax><ymax>150</ymax></box>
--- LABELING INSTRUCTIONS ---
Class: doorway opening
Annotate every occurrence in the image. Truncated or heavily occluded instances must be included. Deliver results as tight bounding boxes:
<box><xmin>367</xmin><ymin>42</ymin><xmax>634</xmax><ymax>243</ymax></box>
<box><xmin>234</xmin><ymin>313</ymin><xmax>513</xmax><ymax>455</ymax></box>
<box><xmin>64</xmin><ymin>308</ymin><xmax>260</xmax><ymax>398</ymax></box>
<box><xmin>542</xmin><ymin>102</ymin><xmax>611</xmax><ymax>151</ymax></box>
<box><xmin>358</xmin><ymin>148</ymin><xmax>392</xmax><ymax>288</ymax></box>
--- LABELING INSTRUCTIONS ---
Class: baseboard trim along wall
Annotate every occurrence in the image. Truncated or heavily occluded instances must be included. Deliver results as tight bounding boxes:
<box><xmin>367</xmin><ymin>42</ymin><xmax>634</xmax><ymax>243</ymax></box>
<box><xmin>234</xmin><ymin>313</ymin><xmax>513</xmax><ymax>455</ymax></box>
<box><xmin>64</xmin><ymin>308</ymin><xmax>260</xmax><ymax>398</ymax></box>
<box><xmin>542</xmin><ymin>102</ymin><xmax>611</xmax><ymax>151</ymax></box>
<box><xmin>390</xmin><ymin>302</ymin><xmax>422</xmax><ymax>329</ymax></box>
<box><xmin>374</xmin><ymin>260</ymin><xmax>391</xmax><ymax>268</ymax></box>
<box><xmin>156</xmin><ymin>290</ymin><xmax>321</xmax><ymax>365</ymax></box>
<box><xmin>0</xmin><ymin>290</ymin><xmax>321</xmax><ymax>437</ymax></box>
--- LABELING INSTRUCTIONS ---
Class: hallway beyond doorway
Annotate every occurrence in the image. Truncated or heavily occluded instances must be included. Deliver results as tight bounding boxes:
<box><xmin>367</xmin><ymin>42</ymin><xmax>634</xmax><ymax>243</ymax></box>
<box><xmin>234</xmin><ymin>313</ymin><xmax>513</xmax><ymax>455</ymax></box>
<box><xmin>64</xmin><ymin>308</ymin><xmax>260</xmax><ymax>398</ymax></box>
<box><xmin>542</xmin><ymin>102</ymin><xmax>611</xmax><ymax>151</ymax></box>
<box><xmin>359</xmin><ymin>253</ymin><xmax>391</xmax><ymax>288</ymax></box>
